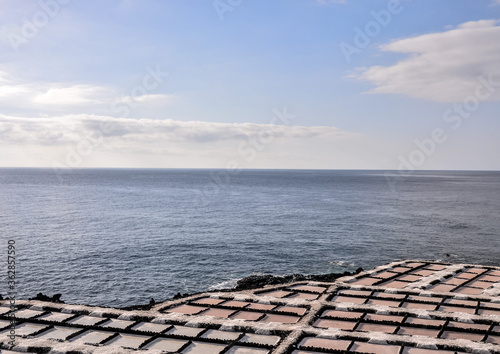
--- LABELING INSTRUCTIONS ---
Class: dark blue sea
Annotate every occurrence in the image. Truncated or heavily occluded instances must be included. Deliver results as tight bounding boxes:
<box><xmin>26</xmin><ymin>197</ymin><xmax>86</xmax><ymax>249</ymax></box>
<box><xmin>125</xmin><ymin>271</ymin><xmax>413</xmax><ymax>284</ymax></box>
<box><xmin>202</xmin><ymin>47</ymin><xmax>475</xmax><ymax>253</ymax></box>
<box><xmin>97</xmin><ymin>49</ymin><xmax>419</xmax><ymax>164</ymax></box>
<box><xmin>1</xmin><ymin>168</ymin><xmax>499</xmax><ymax>307</ymax></box>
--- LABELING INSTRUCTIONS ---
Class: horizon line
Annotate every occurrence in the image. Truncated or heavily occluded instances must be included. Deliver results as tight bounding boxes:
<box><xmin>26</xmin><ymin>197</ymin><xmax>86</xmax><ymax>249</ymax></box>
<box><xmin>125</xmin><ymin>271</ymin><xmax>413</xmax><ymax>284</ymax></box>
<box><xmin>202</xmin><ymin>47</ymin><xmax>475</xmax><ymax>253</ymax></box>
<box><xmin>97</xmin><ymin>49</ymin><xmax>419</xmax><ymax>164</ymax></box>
<box><xmin>0</xmin><ymin>167</ymin><xmax>499</xmax><ymax>172</ymax></box>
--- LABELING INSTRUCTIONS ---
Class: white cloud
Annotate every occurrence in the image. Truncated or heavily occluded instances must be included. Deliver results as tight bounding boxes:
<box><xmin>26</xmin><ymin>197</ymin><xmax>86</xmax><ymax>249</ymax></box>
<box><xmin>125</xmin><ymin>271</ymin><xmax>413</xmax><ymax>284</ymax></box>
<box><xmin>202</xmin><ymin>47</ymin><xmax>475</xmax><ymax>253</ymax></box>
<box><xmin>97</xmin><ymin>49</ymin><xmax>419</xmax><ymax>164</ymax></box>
<box><xmin>0</xmin><ymin>72</ymin><xmax>115</xmax><ymax>108</ymax></box>
<box><xmin>0</xmin><ymin>114</ymin><xmax>375</xmax><ymax>169</ymax></box>
<box><xmin>0</xmin><ymin>71</ymin><xmax>175</xmax><ymax>114</ymax></box>
<box><xmin>1</xmin><ymin>113</ymin><xmax>497</xmax><ymax>170</ymax></box>
<box><xmin>0</xmin><ymin>114</ymin><xmax>355</xmax><ymax>146</ymax></box>
<box><xmin>118</xmin><ymin>93</ymin><xmax>176</xmax><ymax>105</ymax></box>
<box><xmin>32</xmin><ymin>85</ymin><xmax>112</xmax><ymax>105</ymax></box>
<box><xmin>354</xmin><ymin>20</ymin><xmax>500</xmax><ymax>102</ymax></box>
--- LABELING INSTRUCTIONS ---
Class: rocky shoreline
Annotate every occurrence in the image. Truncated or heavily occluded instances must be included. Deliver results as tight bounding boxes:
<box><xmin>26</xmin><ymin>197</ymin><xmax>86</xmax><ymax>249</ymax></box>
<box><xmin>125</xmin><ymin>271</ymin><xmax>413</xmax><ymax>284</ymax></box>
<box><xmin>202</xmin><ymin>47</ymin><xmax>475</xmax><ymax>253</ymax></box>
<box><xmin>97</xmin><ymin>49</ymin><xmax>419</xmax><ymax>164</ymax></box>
<box><xmin>2</xmin><ymin>260</ymin><xmax>500</xmax><ymax>353</ymax></box>
<box><xmin>14</xmin><ymin>268</ymin><xmax>363</xmax><ymax>311</ymax></box>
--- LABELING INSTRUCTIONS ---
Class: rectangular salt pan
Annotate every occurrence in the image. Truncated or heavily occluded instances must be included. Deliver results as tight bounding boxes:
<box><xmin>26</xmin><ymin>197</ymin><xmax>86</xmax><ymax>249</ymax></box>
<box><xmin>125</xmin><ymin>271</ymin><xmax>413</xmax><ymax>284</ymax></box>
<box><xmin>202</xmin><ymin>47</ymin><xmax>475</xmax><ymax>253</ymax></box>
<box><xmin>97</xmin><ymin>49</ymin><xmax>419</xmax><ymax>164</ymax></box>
<box><xmin>0</xmin><ymin>322</ymin><xmax>47</xmax><ymax>336</ymax></box>
<box><xmin>166</xmin><ymin>325</ymin><xmax>204</xmax><ymax>337</ymax></box>
<box><xmin>67</xmin><ymin>315</ymin><xmax>103</xmax><ymax>326</ymax></box>
<box><xmin>182</xmin><ymin>341</ymin><xmax>227</xmax><ymax>353</ymax></box>
<box><xmin>105</xmin><ymin>333</ymin><xmax>150</xmax><ymax>349</ymax></box>
<box><xmin>38</xmin><ymin>312</ymin><xmax>74</xmax><ymax>322</ymax></box>
<box><xmin>0</xmin><ymin>308</ymin><xmax>11</xmax><ymax>315</ymax></box>
<box><xmin>143</xmin><ymin>337</ymin><xmax>187</xmax><ymax>351</ymax></box>
<box><xmin>99</xmin><ymin>318</ymin><xmax>135</xmax><ymax>329</ymax></box>
<box><xmin>201</xmin><ymin>329</ymin><xmax>242</xmax><ymax>340</ymax></box>
<box><xmin>12</xmin><ymin>309</ymin><xmax>43</xmax><ymax>319</ymax></box>
<box><xmin>36</xmin><ymin>326</ymin><xmax>80</xmax><ymax>340</ymax></box>
<box><xmin>70</xmin><ymin>329</ymin><xmax>115</xmax><ymax>344</ymax></box>
<box><xmin>132</xmin><ymin>321</ymin><xmax>170</xmax><ymax>333</ymax></box>
<box><xmin>226</xmin><ymin>346</ymin><xmax>270</xmax><ymax>354</ymax></box>
<box><xmin>239</xmin><ymin>333</ymin><xmax>280</xmax><ymax>346</ymax></box>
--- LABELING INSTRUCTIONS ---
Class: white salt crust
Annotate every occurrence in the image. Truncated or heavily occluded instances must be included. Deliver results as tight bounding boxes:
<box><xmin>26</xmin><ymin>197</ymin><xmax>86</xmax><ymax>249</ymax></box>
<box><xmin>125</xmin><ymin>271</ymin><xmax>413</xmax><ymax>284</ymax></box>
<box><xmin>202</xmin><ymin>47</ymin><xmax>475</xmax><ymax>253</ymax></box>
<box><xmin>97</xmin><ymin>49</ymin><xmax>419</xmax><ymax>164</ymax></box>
<box><xmin>2</xmin><ymin>260</ymin><xmax>500</xmax><ymax>353</ymax></box>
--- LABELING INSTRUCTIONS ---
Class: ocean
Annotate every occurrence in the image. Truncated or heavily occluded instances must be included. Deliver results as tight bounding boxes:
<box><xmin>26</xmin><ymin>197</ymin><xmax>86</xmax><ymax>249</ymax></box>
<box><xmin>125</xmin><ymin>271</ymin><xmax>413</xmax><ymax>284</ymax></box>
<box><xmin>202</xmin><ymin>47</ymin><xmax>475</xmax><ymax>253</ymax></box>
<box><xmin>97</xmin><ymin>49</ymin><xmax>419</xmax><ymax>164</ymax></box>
<box><xmin>1</xmin><ymin>168</ymin><xmax>499</xmax><ymax>307</ymax></box>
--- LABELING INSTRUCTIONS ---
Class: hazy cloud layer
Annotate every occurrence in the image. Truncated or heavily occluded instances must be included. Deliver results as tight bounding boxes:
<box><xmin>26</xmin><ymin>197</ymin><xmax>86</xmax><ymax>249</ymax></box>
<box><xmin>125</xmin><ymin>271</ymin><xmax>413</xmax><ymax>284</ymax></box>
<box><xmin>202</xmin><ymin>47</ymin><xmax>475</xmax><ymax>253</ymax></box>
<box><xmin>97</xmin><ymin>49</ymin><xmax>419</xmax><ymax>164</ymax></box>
<box><xmin>355</xmin><ymin>20</ymin><xmax>500</xmax><ymax>102</ymax></box>
<box><xmin>0</xmin><ymin>71</ymin><xmax>174</xmax><ymax>114</ymax></box>
<box><xmin>0</xmin><ymin>114</ymin><xmax>354</xmax><ymax>146</ymax></box>
<box><xmin>0</xmin><ymin>114</ymin><xmax>384</xmax><ymax>169</ymax></box>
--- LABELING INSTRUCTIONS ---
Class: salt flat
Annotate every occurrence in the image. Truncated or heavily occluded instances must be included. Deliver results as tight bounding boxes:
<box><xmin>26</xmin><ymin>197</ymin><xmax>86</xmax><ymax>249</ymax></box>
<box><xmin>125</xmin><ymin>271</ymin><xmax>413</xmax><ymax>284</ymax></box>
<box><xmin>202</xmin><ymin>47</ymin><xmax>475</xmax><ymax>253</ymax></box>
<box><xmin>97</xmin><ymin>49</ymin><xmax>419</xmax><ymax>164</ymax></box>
<box><xmin>1</xmin><ymin>260</ymin><xmax>500</xmax><ymax>353</ymax></box>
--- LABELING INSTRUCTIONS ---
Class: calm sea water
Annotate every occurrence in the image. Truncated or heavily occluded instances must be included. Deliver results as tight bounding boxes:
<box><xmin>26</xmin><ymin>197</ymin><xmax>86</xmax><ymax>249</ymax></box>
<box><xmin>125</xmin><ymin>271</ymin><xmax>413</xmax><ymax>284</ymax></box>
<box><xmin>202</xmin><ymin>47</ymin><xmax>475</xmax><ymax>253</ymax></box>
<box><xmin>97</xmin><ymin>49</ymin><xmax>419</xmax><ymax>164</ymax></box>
<box><xmin>0</xmin><ymin>168</ymin><xmax>499</xmax><ymax>307</ymax></box>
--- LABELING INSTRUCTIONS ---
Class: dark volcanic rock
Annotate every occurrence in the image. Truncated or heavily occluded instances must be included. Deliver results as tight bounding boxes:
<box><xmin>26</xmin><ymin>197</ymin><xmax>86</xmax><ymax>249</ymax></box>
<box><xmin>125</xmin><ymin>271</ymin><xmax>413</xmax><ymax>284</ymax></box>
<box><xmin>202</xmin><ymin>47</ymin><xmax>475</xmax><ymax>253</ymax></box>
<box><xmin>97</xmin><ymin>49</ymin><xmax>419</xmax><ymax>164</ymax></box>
<box><xmin>29</xmin><ymin>293</ymin><xmax>64</xmax><ymax>303</ymax></box>
<box><xmin>233</xmin><ymin>268</ymin><xmax>363</xmax><ymax>291</ymax></box>
<box><xmin>119</xmin><ymin>298</ymin><xmax>157</xmax><ymax>311</ymax></box>
<box><xmin>233</xmin><ymin>274</ymin><xmax>306</xmax><ymax>291</ymax></box>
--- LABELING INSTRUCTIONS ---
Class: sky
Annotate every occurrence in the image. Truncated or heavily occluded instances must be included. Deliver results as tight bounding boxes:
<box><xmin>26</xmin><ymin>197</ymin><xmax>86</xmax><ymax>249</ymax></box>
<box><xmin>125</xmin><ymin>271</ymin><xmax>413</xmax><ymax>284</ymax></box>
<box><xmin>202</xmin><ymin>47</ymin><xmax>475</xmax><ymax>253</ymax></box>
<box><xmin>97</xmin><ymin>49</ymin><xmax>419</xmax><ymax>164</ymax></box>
<box><xmin>0</xmin><ymin>0</ymin><xmax>499</xmax><ymax>170</ymax></box>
